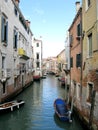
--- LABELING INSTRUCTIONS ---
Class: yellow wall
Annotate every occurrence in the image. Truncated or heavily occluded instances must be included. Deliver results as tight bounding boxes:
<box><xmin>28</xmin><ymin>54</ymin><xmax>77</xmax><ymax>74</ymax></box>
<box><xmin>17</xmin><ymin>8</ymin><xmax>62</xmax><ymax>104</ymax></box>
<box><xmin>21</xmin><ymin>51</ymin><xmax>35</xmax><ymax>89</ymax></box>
<box><xmin>82</xmin><ymin>0</ymin><xmax>98</xmax><ymax>79</ymax></box>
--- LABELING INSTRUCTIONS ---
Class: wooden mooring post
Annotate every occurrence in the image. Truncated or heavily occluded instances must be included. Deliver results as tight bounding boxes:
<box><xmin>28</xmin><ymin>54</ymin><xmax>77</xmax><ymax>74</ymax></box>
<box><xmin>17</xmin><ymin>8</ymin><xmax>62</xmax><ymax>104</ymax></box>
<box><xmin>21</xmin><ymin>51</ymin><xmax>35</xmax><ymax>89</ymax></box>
<box><xmin>89</xmin><ymin>90</ymin><xmax>96</xmax><ymax>130</ymax></box>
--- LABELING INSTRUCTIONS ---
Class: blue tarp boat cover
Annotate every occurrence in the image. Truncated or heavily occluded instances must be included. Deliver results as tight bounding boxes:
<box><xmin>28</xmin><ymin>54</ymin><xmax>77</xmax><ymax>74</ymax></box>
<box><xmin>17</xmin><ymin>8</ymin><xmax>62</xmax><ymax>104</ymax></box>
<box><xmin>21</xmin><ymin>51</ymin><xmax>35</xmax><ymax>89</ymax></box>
<box><xmin>55</xmin><ymin>99</ymin><xmax>68</xmax><ymax>116</ymax></box>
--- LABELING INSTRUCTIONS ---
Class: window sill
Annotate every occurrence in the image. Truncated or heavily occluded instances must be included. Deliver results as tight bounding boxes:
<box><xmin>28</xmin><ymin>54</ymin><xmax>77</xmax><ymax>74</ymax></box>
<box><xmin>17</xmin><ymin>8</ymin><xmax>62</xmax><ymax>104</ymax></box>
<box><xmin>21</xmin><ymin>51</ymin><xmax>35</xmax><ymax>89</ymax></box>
<box><xmin>86</xmin><ymin>55</ymin><xmax>93</xmax><ymax>59</ymax></box>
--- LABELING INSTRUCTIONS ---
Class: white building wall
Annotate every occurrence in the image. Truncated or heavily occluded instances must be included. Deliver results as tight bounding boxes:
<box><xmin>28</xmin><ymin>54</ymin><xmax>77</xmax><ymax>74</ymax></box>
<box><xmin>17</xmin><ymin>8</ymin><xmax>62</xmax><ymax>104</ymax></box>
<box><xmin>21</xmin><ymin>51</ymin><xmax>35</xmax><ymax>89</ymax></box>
<box><xmin>65</xmin><ymin>31</ymin><xmax>70</xmax><ymax>70</ymax></box>
<box><xmin>0</xmin><ymin>0</ymin><xmax>33</xmax><ymax>102</ymax></box>
<box><xmin>33</xmin><ymin>38</ymin><xmax>43</xmax><ymax>76</ymax></box>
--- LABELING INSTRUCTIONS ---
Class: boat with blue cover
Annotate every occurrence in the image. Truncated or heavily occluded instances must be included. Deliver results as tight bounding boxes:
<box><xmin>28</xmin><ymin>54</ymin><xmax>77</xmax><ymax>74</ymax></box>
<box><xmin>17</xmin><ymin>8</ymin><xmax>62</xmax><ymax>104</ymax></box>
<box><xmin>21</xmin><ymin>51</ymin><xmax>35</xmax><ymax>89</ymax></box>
<box><xmin>54</xmin><ymin>98</ymin><xmax>72</xmax><ymax>122</ymax></box>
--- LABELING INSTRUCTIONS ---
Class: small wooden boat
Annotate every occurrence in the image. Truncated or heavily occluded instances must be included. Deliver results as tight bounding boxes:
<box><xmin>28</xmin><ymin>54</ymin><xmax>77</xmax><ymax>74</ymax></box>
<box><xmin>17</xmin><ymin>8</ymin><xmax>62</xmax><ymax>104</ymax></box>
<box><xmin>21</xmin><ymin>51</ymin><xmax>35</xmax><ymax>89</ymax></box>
<box><xmin>33</xmin><ymin>75</ymin><xmax>40</xmax><ymax>81</ymax></box>
<box><xmin>54</xmin><ymin>98</ymin><xmax>72</xmax><ymax>122</ymax></box>
<box><xmin>0</xmin><ymin>100</ymin><xmax>25</xmax><ymax>113</ymax></box>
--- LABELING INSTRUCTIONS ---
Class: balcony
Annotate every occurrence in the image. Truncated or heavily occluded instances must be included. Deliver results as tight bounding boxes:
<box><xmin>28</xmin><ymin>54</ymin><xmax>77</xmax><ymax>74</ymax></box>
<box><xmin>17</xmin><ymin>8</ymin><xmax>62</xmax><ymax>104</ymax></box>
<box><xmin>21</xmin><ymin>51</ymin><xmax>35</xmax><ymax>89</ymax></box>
<box><xmin>0</xmin><ymin>68</ymin><xmax>11</xmax><ymax>82</ymax></box>
<box><xmin>18</xmin><ymin>48</ymin><xmax>30</xmax><ymax>60</ymax></box>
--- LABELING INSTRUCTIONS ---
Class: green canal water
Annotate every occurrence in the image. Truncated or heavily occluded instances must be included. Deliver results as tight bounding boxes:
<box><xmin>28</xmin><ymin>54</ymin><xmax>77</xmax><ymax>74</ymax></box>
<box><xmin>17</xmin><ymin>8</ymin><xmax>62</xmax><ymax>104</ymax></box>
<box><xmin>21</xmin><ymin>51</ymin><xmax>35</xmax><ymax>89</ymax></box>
<box><xmin>0</xmin><ymin>75</ymin><xmax>84</xmax><ymax>130</ymax></box>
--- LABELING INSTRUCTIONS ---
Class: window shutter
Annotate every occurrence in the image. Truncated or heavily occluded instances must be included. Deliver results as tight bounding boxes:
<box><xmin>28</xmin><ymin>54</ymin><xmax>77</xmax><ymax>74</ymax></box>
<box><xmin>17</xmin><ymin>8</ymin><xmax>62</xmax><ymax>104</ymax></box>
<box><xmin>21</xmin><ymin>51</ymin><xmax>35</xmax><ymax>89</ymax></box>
<box><xmin>13</xmin><ymin>30</ymin><xmax>18</xmax><ymax>49</ymax></box>
<box><xmin>80</xmin><ymin>21</ymin><xmax>82</xmax><ymax>36</ymax></box>
<box><xmin>76</xmin><ymin>54</ymin><xmax>78</xmax><ymax>67</ymax></box>
<box><xmin>1</xmin><ymin>16</ymin><xmax>4</xmax><ymax>42</ymax></box>
<box><xmin>76</xmin><ymin>53</ymin><xmax>81</xmax><ymax>67</ymax></box>
<box><xmin>6</xmin><ymin>21</ymin><xmax>8</xmax><ymax>44</ymax></box>
<box><xmin>69</xmin><ymin>35</ymin><xmax>73</xmax><ymax>46</ymax></box>
<box><xmin>16</xmin><ymin>31</ymin><xmax>18</xmax><ymax>48</ymax></box>
<box><xmin>70</xmin><ymin>57</ymin><xmax>73</xmax><ymax>68</ymax></box>
<box><xmin>77</xmin><ymin>24</ymin><xmax>80</xmax><ymax>36</ymax></box>
<box><xmin>13</xmin><ymin>30</ymin><xmax>15</xmax><ymax>48</ymax></box>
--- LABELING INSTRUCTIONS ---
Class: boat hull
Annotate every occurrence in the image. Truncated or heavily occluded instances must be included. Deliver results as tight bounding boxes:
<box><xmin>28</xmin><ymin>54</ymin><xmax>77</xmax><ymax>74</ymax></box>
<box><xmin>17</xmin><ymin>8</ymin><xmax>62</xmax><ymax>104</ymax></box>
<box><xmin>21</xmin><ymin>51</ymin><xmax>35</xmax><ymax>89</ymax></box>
<box><xmin>54</xmin><ymin>98</ymin><xmax>72</xmax><ymax>122</ymax></box>
<box><xmin>33</xmin><ymin>75</ymin><xmax>40</xmax><ymax>81</ymax></box>
<box><xmin>0</xmin><ymin>100</ymin><xmax>25</xmax><ymax>114</ymax></box>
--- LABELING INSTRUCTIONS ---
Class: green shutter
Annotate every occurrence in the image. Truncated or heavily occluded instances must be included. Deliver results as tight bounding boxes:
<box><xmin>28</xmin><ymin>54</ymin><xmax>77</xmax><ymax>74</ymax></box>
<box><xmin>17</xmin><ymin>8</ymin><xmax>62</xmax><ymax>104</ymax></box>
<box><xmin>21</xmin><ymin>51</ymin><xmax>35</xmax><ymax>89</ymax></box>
<box><xmin>6</xmin><ymin>21</ymin><xmax>8</xmax><ymax>44</ymax></box>
<box><xmin>1</xmin><ymin>16</ymin><xmax>5</xmax><ymax>42</ymax></box>
<box><xmin>16</xmin><ymin>32</ymin><xmax>18</xmax><ymax>48</ymax></box>
<box><xmin>76</xmin><ymin>53</ymin><xmax>81</xmax><ymax>67</ymax></box>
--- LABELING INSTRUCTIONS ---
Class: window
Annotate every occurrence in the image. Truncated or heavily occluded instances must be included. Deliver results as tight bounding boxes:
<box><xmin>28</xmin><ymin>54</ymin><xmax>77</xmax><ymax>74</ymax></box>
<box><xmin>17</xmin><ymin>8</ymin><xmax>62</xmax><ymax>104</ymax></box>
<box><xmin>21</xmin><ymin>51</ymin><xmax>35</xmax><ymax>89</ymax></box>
<box><xmin>2</xmin><ymin>56</ymin><xmax>5</xmax><ymax>69</ymax></box>
<box><xmin>76</xmin><ymin>53</ymin><xmax>81</xmax><ymax>67</ymax></box>
<box><xmin>87</xmin><ymin>83</ymin><xmax>93</xmax><ymax>103</ymax></box>
<box><xmin>77</xmin><ymin>84</ymin><xmax>81</xmax><ymax>100</ymax></box>
<box><xmin>14</xmin><ymin>59</ymin><xmax>16</xmax><ymax>68</ymax></box>
<box><xmin>86</xmin><ymin>0</ymin><xmax>91</xmax><ymax>10</ymax></box>
<box><xmin>70</xmin><ymin>57</ymin><xmax>73</xmax><ymax>68</ymax></box>
<box><xmin>58</xmin><ymin>63</ymin><xmax>61</xmax><ymax>71</ymax></box>
<box><xmin>1</xmin><ymin>15</ymin><xmax>8</xmax><ymax>45</ymax></box>
<box><xmin>2</xmin><ymin>56</ymin><xmax>6</xmax><ymax>77</ymax></box>
<box><xmin>36</xmin><ymin>43</ymin><xmax>39</xmax><ymax>47</ymax></box>
<box><xmin>36</xmin><ymin>62</ymin><xmax>40</xmax><ymax>68</ymax></box>
<box><xmin>13</xmin><ymin>29</ymin><xmax>18</xmax><ymax>49</ymax></box>
<box><xmin>87</xmin><ymin>0</ymin><xmax>91</xmax><ymax>7</ymax></box>
<box><xmin>88</xmin><ymin>33</ymin><xmax>92</xmax><ymax>57</ymax></box>
<box><xmin>3</xmin><ymin>82</ymin><xmax>6</xmax><ymax>94</ymax></box>
<box><xmin>36</xmin><ymin>53</ymin><xmax>39</xmax><ymax>59</ymax></box>
<box><xmin>69</xmin><ymin>34</ymin><xmax>73</xmax><ymax>47</ymax></box>
<box><xmin>14</xmin><ymin>7</ymin><xmax>18</xmax><ymax>16</ymax></box>
<box><xmin>77</xmin><ymin>22</ymin><xmax>82</xmax><ymax>37</ymax></box>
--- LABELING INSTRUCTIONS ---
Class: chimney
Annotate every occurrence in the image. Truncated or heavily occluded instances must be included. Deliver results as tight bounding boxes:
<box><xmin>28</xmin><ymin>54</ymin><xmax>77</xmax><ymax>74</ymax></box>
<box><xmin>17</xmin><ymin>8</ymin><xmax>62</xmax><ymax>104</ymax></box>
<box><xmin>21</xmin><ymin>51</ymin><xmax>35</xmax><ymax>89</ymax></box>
<box><xmin>75</xmin><ymin>1</ymin><xmax>80</xmax><ymax>13</ymax></box>
<box><xmin>26</xmin><ymin>20</ymin><xmax>31</xmax><ymax>27</ymax></box>
<box><xmin>15</xmin><ymin>0</ymin><xmax>20</xmax><ymax>6</ymax></box>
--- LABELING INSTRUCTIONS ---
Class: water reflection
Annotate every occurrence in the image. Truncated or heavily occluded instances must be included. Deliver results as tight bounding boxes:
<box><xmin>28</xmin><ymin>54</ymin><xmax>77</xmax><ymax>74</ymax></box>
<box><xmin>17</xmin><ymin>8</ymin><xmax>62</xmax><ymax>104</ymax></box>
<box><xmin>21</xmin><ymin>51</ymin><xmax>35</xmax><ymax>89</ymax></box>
<box><xmin>54</xmin><ymin>113</ymin><xmax>84</xmax><ymax>130</ymax></box>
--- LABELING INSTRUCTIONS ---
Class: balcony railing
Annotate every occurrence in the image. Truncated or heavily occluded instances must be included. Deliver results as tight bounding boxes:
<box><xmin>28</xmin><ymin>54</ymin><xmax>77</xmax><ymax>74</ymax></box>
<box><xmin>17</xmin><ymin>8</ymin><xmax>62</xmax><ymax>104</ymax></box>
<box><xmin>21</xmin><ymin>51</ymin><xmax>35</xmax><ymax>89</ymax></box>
<box><xmin>0</xmin><ymin>68</ymin><xmax>11</xmax><ymax>82</ymax></box>
<box><xmin>18</xmin><ymin>48</ymin><xmax>30</xmax><ymax>60</ymax></box>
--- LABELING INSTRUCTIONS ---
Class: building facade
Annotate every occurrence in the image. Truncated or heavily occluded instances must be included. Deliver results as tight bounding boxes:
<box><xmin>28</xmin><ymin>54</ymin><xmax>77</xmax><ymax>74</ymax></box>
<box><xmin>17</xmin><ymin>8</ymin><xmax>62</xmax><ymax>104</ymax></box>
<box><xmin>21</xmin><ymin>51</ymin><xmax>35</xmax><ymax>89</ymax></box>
<box><xmin>67</xmin><ymin>0</ymin><xmax>98</xmax><ymax>128</ymax></box>
<box><xmin>33</xmin><ymin>37</ymin><xmax>43</xmax><ymax>79</ymax></box>
<box><xmin>65</xmin><ymin>31</ymin><xmax>70</xmax><ymax>71</ymax></box>
<box><xmin>0</xmin><ymin>0</ymin><xmax>33</xmax><ymax>102</ymax></box>
<box><xmin>42</xmin><ymin>57</ymin><xmax>57</xmax><ymax>74</ymax></box>
<box><xmin>82</xmin><ymin>0</ymin><xmax>98</xmax><ymax>123</ymax></box>
<box><xmin>68</xmin><ymin>2</ymin><xmax>82</xmax><ymax>109</ymax></box>
<box><xmin>57</xmin><ymin>49</ymin><xmax>66</xmax><ymax>77</ymax></box>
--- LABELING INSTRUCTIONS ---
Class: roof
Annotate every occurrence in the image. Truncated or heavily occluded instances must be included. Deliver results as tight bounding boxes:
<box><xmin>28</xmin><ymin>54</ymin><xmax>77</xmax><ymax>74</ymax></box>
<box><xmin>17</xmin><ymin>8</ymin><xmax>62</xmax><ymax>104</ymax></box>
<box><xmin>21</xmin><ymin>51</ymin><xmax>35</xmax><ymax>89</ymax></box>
<box><xmin>11</xmin><ymin>0</ymin><xmax>33</xmax><ymax>35</ymax></box>
<box><xmin>68</xmin><ymin>7</ymin><xmax>82</xmax><ymax>31</ymax></box>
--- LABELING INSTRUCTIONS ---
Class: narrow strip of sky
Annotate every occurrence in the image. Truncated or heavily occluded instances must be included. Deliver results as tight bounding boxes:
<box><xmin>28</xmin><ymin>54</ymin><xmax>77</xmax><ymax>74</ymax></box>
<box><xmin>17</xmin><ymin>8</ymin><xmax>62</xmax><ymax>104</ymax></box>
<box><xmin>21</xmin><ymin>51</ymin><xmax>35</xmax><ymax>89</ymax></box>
<box><xmin>20</xmin><ymin>0</ymin><xmax>81</xmax><ymax>58</ymax></box>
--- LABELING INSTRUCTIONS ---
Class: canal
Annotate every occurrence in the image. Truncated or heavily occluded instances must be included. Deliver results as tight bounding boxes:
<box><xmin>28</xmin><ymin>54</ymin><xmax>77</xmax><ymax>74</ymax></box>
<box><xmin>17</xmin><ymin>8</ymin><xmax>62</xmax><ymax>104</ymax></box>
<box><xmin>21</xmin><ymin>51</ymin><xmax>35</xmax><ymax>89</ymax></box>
<box><xmin>0</xmin><ymin>75</ymin><xmax>84</xmax><ymax>130</ymax></box>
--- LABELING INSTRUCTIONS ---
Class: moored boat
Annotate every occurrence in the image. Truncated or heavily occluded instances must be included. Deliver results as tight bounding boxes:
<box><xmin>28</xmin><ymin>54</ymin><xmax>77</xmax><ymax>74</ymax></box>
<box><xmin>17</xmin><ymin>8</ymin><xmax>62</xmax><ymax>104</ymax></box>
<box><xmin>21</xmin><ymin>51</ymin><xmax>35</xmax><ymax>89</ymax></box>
<box><xmin>0</xmin><ymin>100</ymin><xmax>25</xmax><ymax>113</ymax></box>
<box><xmin>33</xmin><ymin>75</ymin><xmax>40</xmax><ymax>81</ymax></box>
<box><xmin>54</xmin><ymin>98</ymin><xmax>72</xmax><ymax>122</ymax></box>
